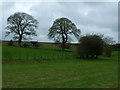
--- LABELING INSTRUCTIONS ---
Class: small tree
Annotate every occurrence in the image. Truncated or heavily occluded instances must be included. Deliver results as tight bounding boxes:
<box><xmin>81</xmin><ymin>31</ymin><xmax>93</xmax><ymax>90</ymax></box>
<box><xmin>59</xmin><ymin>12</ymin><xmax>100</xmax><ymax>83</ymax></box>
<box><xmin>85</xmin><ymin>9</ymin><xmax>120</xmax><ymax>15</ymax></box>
<box><xmin>78</xmin><ymin>34</ymin><xmax>105</xmax><ymax>59</ymax></box>
<box><xmin>103</xmin><ymin>36</ymin><xmax>115</xmax><ymax>57</ymax></box>
<box><xmin>103</xmin><ymin>45</ymin><xmax>112</xmax><ymax>57</ymax></box>
<box><xmin>103</xmin><ymin>36</ymin><xmax>116</xmax><ymax>45</ymax></box>
<box><xmin>48</xmin><ymin>17</ymin><xmax>81</xmax><ymax>51</ymax></box>
<box><xmin>5</xmin><ymin>12</ymin><xmax>38</xmax><ymax>46</ymax></box>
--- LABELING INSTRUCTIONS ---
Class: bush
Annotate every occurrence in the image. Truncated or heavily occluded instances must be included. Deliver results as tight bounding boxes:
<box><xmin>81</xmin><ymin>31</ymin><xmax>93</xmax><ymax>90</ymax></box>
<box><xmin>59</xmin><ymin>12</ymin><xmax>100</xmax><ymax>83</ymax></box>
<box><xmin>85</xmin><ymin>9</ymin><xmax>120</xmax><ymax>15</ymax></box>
<box><xmin>112</xmin><ymin>44</ymin><xmax>120</xmax><ymax>51</ymax></box>
<box><xmin>77</xmin><ymin>44</ymin><xmax>89</xmax><ymax>59</ymax></box>
<box><xmin>34</xmin><ymin>43</ymin><xmax>39</xmax><ymax>48</ymax></box>
<box><xmin>65</xmin><ymin>43</ymin><xmax>71</xmax><ymax>49</ymax></box>
<box><xmin>78</xmin><ymin>34</ymin><xmax>104</xmax><ymax>59</ymax></box>
<box><xmin>103</xmin><ymin>45</ymin><xmax>112</xmax><ymax>57</ymax></box>
<box><xmin>8</xmin><ymin>40</ymin><xmax>13</xmax><ymax>46</ymax></box>
<box><xmin>23</xmin><ymin>43</ymin><xmax>30</xmax><ymax>47</ymax></box>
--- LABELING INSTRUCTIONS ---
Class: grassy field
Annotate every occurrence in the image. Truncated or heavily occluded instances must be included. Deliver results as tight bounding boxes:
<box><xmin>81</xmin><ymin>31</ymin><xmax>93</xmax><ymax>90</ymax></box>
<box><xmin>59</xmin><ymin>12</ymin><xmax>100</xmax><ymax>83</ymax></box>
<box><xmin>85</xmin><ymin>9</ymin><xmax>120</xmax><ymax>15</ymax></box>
<box><xmin>2</xmin><ymin>45</ymin><xmax>118</xmax><ymax>88</ymax></box>
<box><xmin>2</xmin><ymin>45</ymin><xmax>75</xmax><ymax>63</ymax></box>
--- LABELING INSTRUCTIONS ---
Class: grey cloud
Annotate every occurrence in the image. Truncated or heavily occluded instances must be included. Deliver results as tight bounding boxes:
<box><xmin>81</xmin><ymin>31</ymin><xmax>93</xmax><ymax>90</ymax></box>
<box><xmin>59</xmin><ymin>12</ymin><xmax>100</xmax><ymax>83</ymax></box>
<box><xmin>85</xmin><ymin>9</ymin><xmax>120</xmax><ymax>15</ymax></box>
<box><xmin>59</xmin><ymin>2</ymin><xmax>117</xmax><ymax>29</ymax></box>
<box><xmin>2</xmin><ymin>2</ymin><xmax>118</xmax><ymax>43</ymax></box>
<box><xmin>2</xmin><ymin>2</ymin><xmax>16</xmax><ymax>38</ymax></box>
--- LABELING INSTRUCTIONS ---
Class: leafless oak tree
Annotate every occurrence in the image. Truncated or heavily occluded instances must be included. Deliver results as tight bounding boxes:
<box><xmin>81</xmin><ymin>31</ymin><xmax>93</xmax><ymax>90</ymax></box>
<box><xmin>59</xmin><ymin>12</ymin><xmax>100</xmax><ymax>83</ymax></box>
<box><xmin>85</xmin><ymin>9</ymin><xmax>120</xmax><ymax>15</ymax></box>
<box><xmin>5</xmin><ymin>12</ymin><xmax>38</xmax><ymax>46</ymax></box>
<box><xmin>48</xmin><ymin>17</ymin><xmax>81</xmax><ymax>50</ymax></box>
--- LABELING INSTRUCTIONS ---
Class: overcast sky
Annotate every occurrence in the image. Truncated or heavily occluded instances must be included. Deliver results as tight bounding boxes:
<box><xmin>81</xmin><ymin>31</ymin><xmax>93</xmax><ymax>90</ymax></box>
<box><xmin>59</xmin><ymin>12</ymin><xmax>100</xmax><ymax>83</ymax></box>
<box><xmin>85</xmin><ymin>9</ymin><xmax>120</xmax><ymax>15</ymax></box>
<box><xmin>1</xmin><ymin>2</ymin><xmax>118</xmax><ymax>43</ymax></box>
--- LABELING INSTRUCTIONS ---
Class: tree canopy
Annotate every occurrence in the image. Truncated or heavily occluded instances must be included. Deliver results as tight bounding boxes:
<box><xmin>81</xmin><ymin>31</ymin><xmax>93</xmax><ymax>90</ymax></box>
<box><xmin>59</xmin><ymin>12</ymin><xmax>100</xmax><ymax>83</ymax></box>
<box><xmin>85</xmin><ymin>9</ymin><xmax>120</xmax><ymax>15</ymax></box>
<box><xmin>48</xmin><ymin>17</ymin><xmax>81</xmax><ymax>50</ymax></box>
<box><xmin>5</xmin><ymin>12</ymin><xmax>39</xmax><ymax>46</ymax></box>
<box><xmin>78</xmin><ymin>34</ymin><xmax>105</xmax><ymax>59</ymax></box>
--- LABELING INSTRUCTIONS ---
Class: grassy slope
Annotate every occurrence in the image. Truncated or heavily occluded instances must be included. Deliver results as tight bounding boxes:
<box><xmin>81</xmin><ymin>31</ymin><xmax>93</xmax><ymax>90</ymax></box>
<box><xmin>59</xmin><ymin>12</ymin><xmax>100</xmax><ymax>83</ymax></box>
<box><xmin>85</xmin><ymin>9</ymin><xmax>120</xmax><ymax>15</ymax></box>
<box><xmin>0</xmin><ymin>45</ymin><xmax>1</xmax><ymax>89</ymax></box>
<box><xmin>2</xmin><ymin>45</ymin><xmax>118</xmax><ymax>88</ymax></box>
<box><xmin>2</xmin><ymin>45</ymin><xmax>74</xmax><ymax>63</ymax></box>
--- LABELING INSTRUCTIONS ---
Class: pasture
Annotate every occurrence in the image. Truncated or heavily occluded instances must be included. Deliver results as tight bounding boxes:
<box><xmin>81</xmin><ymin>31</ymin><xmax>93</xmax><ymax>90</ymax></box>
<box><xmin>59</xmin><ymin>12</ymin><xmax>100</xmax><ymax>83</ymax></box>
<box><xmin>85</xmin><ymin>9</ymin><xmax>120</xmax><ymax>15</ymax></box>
<box><xmin>2</xmin><ymin>45</ymin><xmax>118</xmax><ymax>88</ymax></box>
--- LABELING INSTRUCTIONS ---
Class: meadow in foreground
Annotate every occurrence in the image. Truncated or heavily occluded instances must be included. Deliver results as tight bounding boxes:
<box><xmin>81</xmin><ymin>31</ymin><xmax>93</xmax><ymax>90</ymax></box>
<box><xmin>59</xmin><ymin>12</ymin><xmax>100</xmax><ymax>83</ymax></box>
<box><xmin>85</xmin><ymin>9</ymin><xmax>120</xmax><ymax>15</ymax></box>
<box><xmin>2</xmin><ymin>45</ymin><xmax>118</xmax><ymax>88</ymax></box>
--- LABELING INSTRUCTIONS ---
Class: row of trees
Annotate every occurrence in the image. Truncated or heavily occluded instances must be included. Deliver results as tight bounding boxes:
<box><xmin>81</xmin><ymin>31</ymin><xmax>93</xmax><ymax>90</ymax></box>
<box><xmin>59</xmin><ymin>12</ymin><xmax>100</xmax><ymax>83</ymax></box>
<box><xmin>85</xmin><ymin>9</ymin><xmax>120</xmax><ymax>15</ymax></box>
<box><xmin>5</xmin><ymin>12</ymin><xmax>115</xmax><ymax>59</ymax></box>
<box><xmin>5</xmin><ymin>12</ymin><xmax>80</xmax><ymax>50</ymax></box>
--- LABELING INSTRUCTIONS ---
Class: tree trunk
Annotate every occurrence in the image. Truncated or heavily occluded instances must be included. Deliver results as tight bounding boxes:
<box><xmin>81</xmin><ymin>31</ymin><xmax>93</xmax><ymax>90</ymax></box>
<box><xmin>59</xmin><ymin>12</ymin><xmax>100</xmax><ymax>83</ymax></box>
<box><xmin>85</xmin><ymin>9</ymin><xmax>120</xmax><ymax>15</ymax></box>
<box><xmin>62</xmin><ymin>42</ymin><xmax>65</xmax><ymax>51</ymax></box>
<box><xmin>18</xmin><ymin>40</ymin><xmax>21</xmax><ymax>47</ymax></box>
<box><xmin>61</xmin><ymin>32</ymin><xmax>65</xmax><ymax>51</ymax></box>
<box><xmin>18</xmin><ymin>35</ymin><xmax>22</xmax><ymax>47</ymax></box>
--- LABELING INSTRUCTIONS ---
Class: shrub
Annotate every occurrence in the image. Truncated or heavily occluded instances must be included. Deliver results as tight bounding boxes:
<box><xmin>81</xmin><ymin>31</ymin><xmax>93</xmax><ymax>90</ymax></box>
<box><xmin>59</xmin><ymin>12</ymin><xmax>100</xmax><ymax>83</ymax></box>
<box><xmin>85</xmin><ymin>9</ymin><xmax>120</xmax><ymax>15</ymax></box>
<box><xmin>34</xmin><ymin>43</ymin><xmax>39</xmax><ymax>48</ymax></box>
<box><xmin>103</xmin><ymin>45</ymin><xmax>112</xmax><ymax>57</ymax></box>
<box><xmin>56</xmin><ymin>42</ymin><xmax>71</xmax><ymax>50</ymax></box>
<box><xmin>23</xmin><ymin>43</ymin><xmax>30</xmax><ymax>47</ymax></box>
<box><xmin>8</xmin><ymin>40</ymin><xmax>13</xmax><ymax>46</ymax></box>
<box><xmin>65</xmin><ymin>43</ymin><xmax>71</xmax><ymax>49</ymax></box>
<box><xmin>78</xmin><ymin>34</ymin><xmax>105</xmax><ymax>59</ymax></box>
<box><xmin>112</xmin><ymin>44</ymin><xmax>120</xmax><ymax>51</ymax></box>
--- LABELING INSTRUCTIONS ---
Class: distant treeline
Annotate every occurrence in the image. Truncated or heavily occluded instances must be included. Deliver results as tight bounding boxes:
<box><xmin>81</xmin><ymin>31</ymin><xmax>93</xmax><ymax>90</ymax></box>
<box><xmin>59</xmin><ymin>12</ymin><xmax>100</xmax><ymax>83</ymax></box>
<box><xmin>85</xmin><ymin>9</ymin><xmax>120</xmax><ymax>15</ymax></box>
<box><xmin>2</xmin><ymin>40</ymin><xmax>78</xmax><ymax>49</ymax></box>
<box><xmin>112</xmin><ymin>44</ymin><xmax>120</xmax><ymax>51</ymax></box>
<box><xmin>2</xmin><ymin>40</ymin><xmax>120</xmax><ymax>51</ymax></box>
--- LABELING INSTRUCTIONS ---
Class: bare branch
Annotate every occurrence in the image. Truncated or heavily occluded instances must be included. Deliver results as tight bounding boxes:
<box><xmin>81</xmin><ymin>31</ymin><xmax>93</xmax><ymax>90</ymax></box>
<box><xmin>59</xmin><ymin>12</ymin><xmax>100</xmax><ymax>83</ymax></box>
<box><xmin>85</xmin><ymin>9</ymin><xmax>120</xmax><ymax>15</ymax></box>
<box><xmin>5</xmin><ymin>12</ymin><xmax>38</xmax><ymax>45</ymax></box>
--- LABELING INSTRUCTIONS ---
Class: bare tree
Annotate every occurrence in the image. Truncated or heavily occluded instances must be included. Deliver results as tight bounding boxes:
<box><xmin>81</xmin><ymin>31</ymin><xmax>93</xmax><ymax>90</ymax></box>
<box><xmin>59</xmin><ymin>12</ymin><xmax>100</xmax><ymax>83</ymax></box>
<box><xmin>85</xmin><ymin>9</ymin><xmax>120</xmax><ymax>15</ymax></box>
<box><xmin>48</xmin><ymin>17</ymin><xmax>81</xmax><ymax>50</ymax></box>
<box><xmin>5</xmin><ymin>12</ymin><xmax>39</xmax><ymax>46</ymax></box>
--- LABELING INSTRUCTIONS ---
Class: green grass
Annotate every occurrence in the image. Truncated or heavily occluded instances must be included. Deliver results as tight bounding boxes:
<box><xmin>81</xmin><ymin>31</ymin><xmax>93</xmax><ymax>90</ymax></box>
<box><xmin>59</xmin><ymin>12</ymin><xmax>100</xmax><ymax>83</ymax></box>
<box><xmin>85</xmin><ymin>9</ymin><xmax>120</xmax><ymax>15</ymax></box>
<box><xmin>2</xmin><ymin>45</ymin><xmax>75</xmax><ymax>63</ymax></box>
<box><xmin>2</xmin><ymin>45</ymin><xmax>118</xmax><ymax>88</ymax></box>
<box><xmin>0</xmin><ymin>45</ymin><xmax>2</xmax><ymax>89</ymax></box>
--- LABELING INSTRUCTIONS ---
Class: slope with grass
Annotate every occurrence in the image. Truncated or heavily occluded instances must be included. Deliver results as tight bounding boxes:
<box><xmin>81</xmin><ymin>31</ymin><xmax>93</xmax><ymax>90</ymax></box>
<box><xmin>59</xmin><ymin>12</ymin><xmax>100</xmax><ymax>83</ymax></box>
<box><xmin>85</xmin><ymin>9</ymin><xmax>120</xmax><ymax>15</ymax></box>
<box><xmin>2</xmin><ymin>45</ymin><xmax>75</xmax><ymax>63</ymax></box>
<box><xmin>2</xmin><ymin>45</ymin><xmax>118</xmax><ymax>88</ymax></box>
